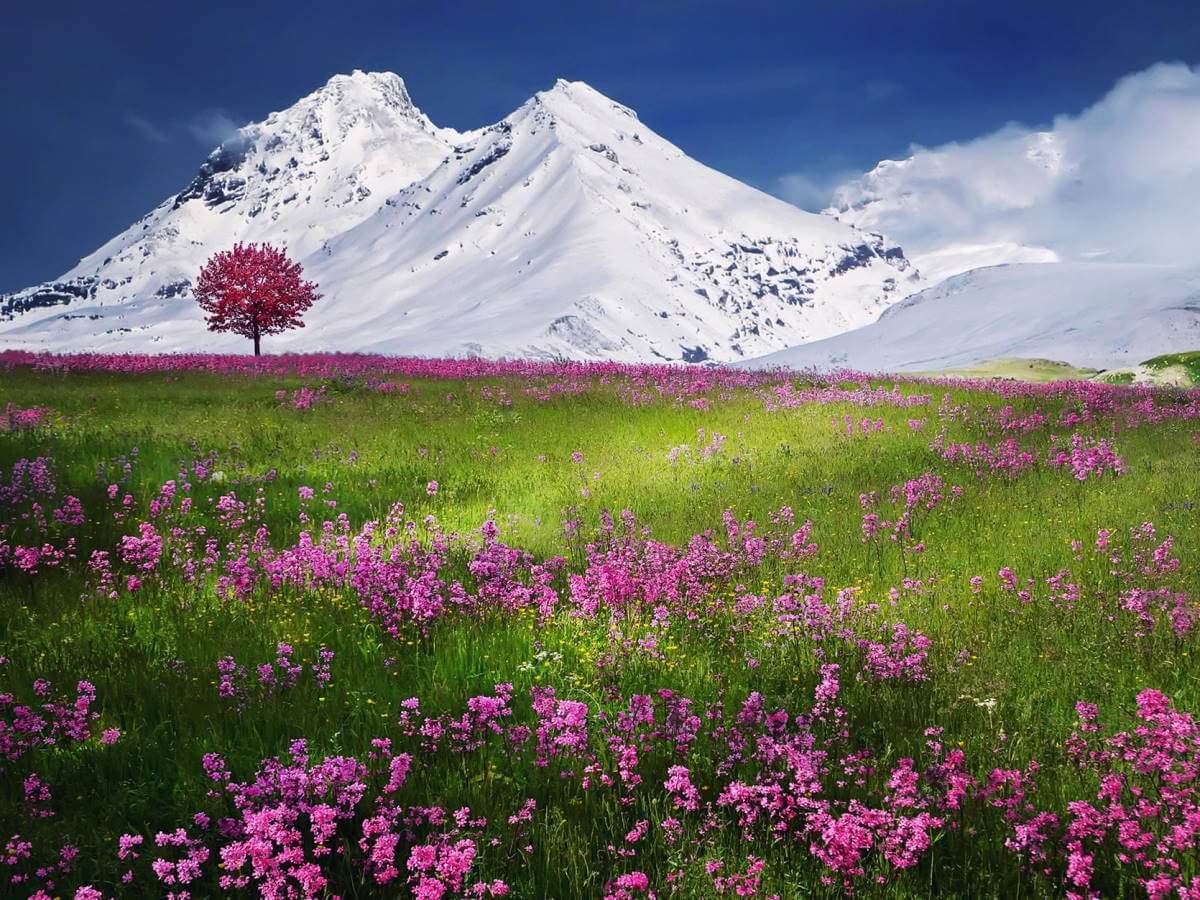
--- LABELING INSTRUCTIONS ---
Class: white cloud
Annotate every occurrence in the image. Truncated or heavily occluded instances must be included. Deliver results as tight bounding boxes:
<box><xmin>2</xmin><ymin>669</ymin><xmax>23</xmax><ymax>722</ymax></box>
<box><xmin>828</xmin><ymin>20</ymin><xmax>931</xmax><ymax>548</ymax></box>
<box><xmin>124</xmin><ymin>113</ymin><xmax>170</xmax><ymax>144</ymax></box>
<box><xmin>123</xmin><ymin>109</ymin><xmax>244</xmax><ymax>148</ymax></box>
<box><xmin>776</xmin><ymin>168</ymin><xmax>860</xmax><ymax>212</ymax></box>
<box><xmin>776</xmin><ymin>172</ymin><xmax>836</xmax><ymax>211</ymax></box>
<box><xmin>826</xmin><ymin>62</ymin><xmax>1200</xmax><ymax>273</ymax></box>
<box><xmin>185</xmin><ymin>109</ymin><xmax>241</xmax><ymax>146</ymax></box>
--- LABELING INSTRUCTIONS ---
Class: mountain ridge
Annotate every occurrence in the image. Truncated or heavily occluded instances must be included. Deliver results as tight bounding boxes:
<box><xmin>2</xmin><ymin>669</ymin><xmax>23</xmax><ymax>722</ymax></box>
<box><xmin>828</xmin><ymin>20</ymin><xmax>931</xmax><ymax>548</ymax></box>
<box><xmin>0</xmin><ymin>71</ymin><xmax>915</xmax><ymax>362</ymax></box>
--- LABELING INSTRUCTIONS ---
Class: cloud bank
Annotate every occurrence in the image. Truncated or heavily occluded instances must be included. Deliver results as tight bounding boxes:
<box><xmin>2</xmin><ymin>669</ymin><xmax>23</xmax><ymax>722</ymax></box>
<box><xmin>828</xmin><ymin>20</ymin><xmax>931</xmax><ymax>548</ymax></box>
<box><xmin>824</xmin><ymin>62</ymin><xmax>1200</xmax><ymax>277</ymax></box>
<box><xmin>122</xmin><ymin>109</ymin><xmax>242</xmax><ymax>148</ymax></box>
<box><xmin>124</xmin><ymin>113</ymin><xmax>171</xmax><ymax>145</ymax></box>
<box><xmin>185</xmin><ymin>110</ymin><xmax>240</xmax><ymax>146</ymax></box>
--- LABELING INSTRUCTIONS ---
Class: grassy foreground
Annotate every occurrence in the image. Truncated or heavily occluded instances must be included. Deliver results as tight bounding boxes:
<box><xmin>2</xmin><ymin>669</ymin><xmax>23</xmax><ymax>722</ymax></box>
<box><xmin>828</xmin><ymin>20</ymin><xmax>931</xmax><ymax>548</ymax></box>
<box><xmin>1</xmin><ymin>357</ymin><xmax>1198</xmax><ymax>898</ymax></box>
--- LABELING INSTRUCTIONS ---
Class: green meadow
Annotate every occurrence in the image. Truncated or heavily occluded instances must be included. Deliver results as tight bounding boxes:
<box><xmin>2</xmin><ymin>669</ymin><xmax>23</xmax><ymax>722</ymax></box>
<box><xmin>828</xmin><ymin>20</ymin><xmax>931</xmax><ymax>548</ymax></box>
<box><xmin>1</xmin><ymin>364</ymin><xmax>1197</xmax><ymax>898</ymax></box>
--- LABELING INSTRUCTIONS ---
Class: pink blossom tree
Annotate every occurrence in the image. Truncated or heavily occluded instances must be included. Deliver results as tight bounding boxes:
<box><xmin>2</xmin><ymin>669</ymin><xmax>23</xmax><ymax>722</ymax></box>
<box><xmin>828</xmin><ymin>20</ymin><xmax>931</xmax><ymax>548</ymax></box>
<box><xmin>193</xmin><ymin>243</ymin><xmax>320</xmax><ymax>355</ymax></box>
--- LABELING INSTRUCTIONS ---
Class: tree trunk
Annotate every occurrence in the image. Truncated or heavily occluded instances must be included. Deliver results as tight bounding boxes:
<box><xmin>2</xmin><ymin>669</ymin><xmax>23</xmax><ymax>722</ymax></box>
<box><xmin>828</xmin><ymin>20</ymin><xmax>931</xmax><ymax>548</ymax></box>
<box><xmin>253</xmin><ymin>331</ymin><xmax>261</xmax><ymax>356</ymax></box>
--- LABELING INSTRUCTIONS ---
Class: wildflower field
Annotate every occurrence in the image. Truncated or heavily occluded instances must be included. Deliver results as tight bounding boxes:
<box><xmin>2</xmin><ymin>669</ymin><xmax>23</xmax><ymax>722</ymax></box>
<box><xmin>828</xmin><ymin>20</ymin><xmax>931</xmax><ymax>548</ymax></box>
<box><xmin>1</xmin><ymin>352</ymin><xmax>1198</xmax><ymax>899</ymax></box>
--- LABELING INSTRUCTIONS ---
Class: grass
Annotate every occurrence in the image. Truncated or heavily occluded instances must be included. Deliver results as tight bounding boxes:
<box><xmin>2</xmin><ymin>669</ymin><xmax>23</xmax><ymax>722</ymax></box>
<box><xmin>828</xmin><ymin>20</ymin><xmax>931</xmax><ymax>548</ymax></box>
<box><xmin>914</xmin><ymin>357</ymin><xmax>1102</xmax><ymax>382</ymax></box>
<box><xmin>1</xmin><ymin>364</ymin><xmax>1198</xmax><ymax>897</ymax></box>
<box><xmin>1143</xmin><ymin>351</ymin><xmax>1200</xmax><ymax>384</ymax></box>
<box><xmin>919</xmin><ymin>352</ymin><xmax>1200</xmax><ymax>388</ymax></box>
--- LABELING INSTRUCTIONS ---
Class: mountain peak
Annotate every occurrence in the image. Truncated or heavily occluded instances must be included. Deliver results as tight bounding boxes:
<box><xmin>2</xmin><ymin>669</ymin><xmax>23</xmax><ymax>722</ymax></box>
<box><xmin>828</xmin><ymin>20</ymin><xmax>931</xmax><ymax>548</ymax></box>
<box><xmin>548</xmin><ymin>77</ymin><xmax>596</xmax><ymax>96</ymax></box>
<box><xmin>304</xmin><ymin>69</ymin><xmax>419</xmax><ymax>117</ymax></box>
<box><xmin>242</xmin><ymin>68</ymin><xmax>449</xmax><ymax>165</ymax></box>
<box><xmin>529</xmin><ymin>78</ymin><xmax>641</xmax><ymax>125</ymax></box>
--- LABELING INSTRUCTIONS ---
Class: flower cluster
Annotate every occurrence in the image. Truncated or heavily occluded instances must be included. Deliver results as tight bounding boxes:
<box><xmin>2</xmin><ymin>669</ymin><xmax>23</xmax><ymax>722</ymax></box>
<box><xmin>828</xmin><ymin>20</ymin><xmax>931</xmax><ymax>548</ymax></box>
<box><xmin>216</xmin><ymin>643</ymin><xmax>334</xmax><ymax>710</ymax></box>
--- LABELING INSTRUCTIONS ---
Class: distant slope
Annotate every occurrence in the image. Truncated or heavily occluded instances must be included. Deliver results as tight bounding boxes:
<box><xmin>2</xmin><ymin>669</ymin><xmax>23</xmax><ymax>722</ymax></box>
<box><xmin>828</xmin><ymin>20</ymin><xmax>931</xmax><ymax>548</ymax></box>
<box><xmin>1095</xmin><ymin>351</ymin><xmax>1200</xmax><ymax>387</ymax></box>
<box><xmin>917</xmin><ymin>358</ymin><xmax>1104</xmax><ymax>383</ymax></box>
<box><xmin>0</xmin><ymin>73</ymin><xmax>914</xmax><ymax>362</ymax></box>
<box><xmin>747</xmin><ymin>262</ymin><xmax>1200</xmax><ymax>373</ymax></box>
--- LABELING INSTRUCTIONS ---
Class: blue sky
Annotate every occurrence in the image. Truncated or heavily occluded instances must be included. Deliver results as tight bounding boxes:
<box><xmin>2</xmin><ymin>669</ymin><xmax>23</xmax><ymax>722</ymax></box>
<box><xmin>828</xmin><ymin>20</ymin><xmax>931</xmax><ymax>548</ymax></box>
<box><xmin>2</xmin><ymin>0</ymin><xmax>1198</xmax><ymax>292</ymax></box>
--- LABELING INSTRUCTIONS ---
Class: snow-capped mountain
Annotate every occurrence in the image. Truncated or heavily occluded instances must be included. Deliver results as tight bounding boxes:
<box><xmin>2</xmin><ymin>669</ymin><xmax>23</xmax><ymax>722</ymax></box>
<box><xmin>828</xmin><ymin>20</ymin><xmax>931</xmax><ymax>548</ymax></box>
<box><xmin>1</xmin><ymin>73</ymin><xmax>459</xmax><ymax>328</ymax></box>
<box><xmin>747</xmin><ymin>262</ymin><xmax>1200</xmax><ymax>373</ymax></box>
<box><xmin>0</xmin><ymin>72</ymin><xmax>915</xmax><ymax>362</ymax></box>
